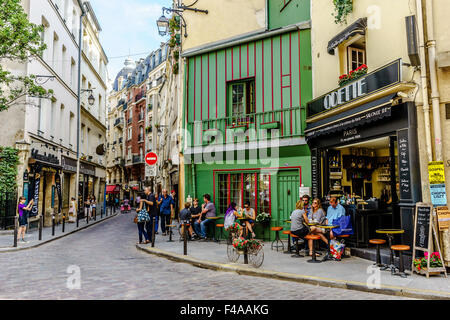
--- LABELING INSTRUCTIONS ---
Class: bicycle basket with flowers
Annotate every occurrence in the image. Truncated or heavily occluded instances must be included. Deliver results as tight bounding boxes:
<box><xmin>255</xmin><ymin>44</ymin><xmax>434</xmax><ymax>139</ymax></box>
<box><xmin>232</xmin><ymin>237</ymin><xmax>247</xmax><ymax>250</ymax></box>
<box><xmin>225</xmin><ymin>221</ymin><xmax>242</xmax><ymax>233</ymax></box>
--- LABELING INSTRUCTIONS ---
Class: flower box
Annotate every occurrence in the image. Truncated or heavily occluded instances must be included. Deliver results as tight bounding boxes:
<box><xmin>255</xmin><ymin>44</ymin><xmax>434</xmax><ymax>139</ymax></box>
<box><xmin>413</xmin><ymin>266</ymin><xmax>442</xmax><ymax>276</ymax></box>
<box><xmin>338</xmin><ymin>64</ymin><xmax>368</xmax><ymax>87</ymax></box>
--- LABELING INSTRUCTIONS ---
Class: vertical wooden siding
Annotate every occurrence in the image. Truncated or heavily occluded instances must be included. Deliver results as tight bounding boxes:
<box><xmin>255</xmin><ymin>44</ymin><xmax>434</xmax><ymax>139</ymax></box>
<box><xmin>186</xmin><ymin>29</ymin><xmax>312</xmax><ymax>128</ymax></box>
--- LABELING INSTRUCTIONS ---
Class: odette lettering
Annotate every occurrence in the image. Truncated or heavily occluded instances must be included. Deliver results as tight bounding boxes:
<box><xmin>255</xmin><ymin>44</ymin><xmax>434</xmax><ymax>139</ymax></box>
<box><xmin>324</xmin><ymin>78</ymin><xmax>367</xmax><ymax>110</ymax></box>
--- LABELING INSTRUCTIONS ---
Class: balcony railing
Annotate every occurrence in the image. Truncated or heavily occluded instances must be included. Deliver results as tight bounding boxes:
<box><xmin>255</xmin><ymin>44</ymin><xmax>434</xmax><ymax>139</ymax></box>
<box><xmin>114</xmin><ymin>117</ymin><xmax>124</xmax><ymax>127</ymax></box>
<box><xmin>186</xmin><ymin>106</ymin><xmax>304</xmax><ymax>147</ymax></box>
<box><xmin>132</xmin><ymin>155</ymin><xmax>144</xmax><ymax>164</ymax></box>
<box><xmin>135</xmin><ymin>93</ymin><xmax>144</xmax><ymax>102</ymax></box>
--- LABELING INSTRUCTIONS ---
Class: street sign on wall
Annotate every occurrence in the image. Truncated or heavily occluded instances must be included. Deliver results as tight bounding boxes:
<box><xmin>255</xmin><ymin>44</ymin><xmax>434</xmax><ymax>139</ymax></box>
<box><xmin>145</xmin><ymin>165</ymin><xmax>156</xmax><ymax>177</ymax></box>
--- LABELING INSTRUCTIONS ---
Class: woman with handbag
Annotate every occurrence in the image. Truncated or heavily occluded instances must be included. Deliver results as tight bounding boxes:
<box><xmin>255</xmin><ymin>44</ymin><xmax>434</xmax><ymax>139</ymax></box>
<box><xmin>135</xmin><ymin>195</ymin><xmax>150</xmax><ymax>244</ymax></box>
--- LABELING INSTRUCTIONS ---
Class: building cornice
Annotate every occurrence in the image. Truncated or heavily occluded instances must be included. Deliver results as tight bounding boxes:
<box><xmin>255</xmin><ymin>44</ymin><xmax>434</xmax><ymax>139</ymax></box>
<box><xmin>81</xmin><ymin>105</ymin><xmax>107</xmax><ymax>130</ymax></box>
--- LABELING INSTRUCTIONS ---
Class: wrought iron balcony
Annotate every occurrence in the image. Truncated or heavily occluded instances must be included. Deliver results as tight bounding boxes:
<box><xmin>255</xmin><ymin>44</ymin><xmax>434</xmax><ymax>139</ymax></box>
<box><xmin>132</xmin><ymin>155</ymin><xmax>144</xmax><ymax>164</ymax></box>
<box><xmin>114</xmin><ymin>117</ymin><xmax>124</xmax><ymax>128</ymax></box>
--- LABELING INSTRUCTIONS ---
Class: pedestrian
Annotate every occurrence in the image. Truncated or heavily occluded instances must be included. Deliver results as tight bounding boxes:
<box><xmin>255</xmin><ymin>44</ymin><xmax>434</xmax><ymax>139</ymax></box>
<box><xmin>193</xmin><ymin>194</ymin><xmax>216</xmax><ymax>241</ymax></box>
<box><xmin>114</xmin><ymin>196</ymin><xmax>119</xmax><ymax>211</ymax></box>
<box><xmin>84</xmin><ymin>196</ymin><xmax>91</xmax><ymax>219</ymax></box>
<box><xmin>68</xmin><ymin>197</ymin><xmax>76</xmax><ymax>223</ymax></box>
<box><xmin>158</xmin><ymin>189</ymin><xmax>174</xmax><ymax>236</ymax></box>
<box><xmin>90</xmin><ymin>195</ymin><xmax>96</xmax><ymax>218</ymax></box>
<box><xmin>17</xmin><ymin>197</ymin><xmax>33</xmax><ymax>243</ymax></box>
<box><xmin>179</xmin><ymin>202</ymin><xmax>193</xmax><ymax>240</ymax></box>
<box><xmin>171</xmin><ymin>189</ymin><xmax>179</xmax><ymax>223</ymax></box>
<box><xmin>154</xmin><ymin>191</ymin><xmax>160</xmax><ymax>234</ymax></box>
<box><xmin>140</xmin><ymin>187</ymin><xmax>157</xmax><ymax>240</ymax></box>
<box><xmin>135</xmin><ymin>193</ymin><xmax>150</xmax><ymax>244</ymax></box>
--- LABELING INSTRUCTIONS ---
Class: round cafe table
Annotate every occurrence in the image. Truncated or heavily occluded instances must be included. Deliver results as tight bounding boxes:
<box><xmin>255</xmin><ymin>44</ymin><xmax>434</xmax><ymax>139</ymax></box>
<box><xmin>206</xmin><ymin>216</ymin><xmax>223</xmax><ymax>242</ymax></box>
<box><xmin>376</xmin><ymin>229</ymin><xmax>404</xmax><ymax>273</ymax></box>
<box><xmin>319</xmin><ymin>225</ymin><xmax>339</xmax><ymax>262</ymax></box>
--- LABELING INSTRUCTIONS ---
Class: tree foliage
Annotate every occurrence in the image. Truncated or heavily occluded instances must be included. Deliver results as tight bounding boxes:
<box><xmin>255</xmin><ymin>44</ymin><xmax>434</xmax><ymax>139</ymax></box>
<box><xmin>0</xmin><ymin>146</ymin><xmax>19</xmax><ymax>194</ymax></box>
<box><xmin>0</xmin><ymin>0</ymin><xmax>53</xmax><ymax>112</ymax></box>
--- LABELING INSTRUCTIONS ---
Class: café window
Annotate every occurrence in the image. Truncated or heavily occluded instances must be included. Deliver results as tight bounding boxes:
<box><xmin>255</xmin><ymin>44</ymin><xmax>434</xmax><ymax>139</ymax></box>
<box><xmin>217</xmin><ymin>172</ymin><xmax>271</xmax><ymax>217</ymax></box>
<box><xmin>228</xmin><ymin>79</ymin><xmax>255</xmax><ymax>126</ymax></box>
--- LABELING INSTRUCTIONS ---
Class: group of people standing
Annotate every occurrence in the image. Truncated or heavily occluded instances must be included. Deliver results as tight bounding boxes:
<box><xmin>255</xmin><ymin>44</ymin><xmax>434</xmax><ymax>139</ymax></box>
<box><xmin>135</xmin><ymin>187</ymin><xmax>180</xmax><ymax>244</ymax></box>
<box><xmin>290</xmin><ymin>195</ymin><xmax>346</xmax><ymax>256</ymax></box>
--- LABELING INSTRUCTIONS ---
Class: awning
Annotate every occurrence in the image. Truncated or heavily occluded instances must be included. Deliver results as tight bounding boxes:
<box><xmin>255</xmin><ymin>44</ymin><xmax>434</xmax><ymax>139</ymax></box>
<box><xmin>305</xmin><ymin>103</ymin><xmax>392</xmax><ymax>140</ymax></box>
<box><xmin>327</xmin><ymin>17</ymin><xmax>367</xmax><ymax>55</ymax></box>
<box><xmin>106</xmin><ymin>185</ymin><xmax>120</xmax><ymax>193</ymax></box>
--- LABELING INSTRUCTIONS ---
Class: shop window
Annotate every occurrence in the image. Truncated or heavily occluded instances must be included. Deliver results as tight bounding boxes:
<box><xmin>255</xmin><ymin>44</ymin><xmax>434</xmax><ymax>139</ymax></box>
<box><xmin>217</xmin><ymin>172</ymin><xmax>271</xmax><ymax>217</ymax></box>
<box><xmin>228</xmin><ymin>80</ymin><xmax>255</xmax><ymax>126</ymax></box>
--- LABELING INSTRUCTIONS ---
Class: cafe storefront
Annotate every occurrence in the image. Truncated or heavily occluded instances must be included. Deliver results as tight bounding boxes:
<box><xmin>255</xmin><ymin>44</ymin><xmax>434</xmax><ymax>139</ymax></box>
<box><xmin>305</xmin><ymin>59</ymin><xmax>422</xmax><ymax>252</ymax></box>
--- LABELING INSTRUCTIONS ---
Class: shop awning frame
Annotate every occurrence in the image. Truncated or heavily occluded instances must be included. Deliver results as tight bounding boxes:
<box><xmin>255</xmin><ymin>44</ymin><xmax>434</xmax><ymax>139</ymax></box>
<box><xmin>106</xmin><ymin>185</ymin><xmax>120</xmax><ymax>193</ymax></box>
<box><xmin>327</xmin><ymin>17</ymin><xmax>367</xmax><ymax>55</ymax></box>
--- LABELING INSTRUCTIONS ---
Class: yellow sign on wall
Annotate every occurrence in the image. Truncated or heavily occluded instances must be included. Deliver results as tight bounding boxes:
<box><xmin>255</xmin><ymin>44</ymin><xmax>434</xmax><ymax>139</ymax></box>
<box><xmin>428</xmin><ymin>161</ymin><xmax>446</xmax><ymax>185</ymax></box>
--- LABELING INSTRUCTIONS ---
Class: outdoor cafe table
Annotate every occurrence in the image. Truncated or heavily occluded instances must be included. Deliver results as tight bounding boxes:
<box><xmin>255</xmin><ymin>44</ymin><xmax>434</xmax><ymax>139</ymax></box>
<box><xmin>238</xmin><ymin>217</ymin><xmax>251</xmax><ymax>264</ymax></box>
<box><xmin>206</xmin><ymin>216</ymin><xmax>223</xmax><ymax>242</ymax></box>
<box><xmin>376</xmin><ymin>228</ymin><xmax>405</xmax><ymax>273</ymax></box>
<box><xmin>319</xmin><ymin>225</ymin><xmax>339</xmax><ymax>262</ymax></box>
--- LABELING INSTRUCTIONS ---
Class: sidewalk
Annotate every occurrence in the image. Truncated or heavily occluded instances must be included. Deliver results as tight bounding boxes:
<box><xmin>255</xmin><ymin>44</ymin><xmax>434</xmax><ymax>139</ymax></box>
<box><xmin>0</xmin><ymin>209</ymin><xmax>119</xmax><ymax>252</ymax></box>
<box><xmin>137</xmin><ymin>232</ymin><xmax>450</xmax><ymax>300</ymax></box>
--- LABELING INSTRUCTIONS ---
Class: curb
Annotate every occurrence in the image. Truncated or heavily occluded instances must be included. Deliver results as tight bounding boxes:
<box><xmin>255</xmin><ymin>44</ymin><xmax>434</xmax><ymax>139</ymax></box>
<box><xmin>0</xmin><ymin>212</ymin><xmax>120</xmax><ymax>253</ymax></box>
<box><xmin>136</xmin><ymin>245</ymin><xmax>450</xmax><ymax>300</ymax></box>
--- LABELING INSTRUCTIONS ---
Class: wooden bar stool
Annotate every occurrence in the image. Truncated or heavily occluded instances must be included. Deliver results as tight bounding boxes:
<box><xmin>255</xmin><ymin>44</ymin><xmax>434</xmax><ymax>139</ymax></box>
<box><xmin>282</xmin><ymin>230</ymin><xmax>292</xmax><ymax>254</ymax></box>
<box><xmin>290</xmin><ymin>233</ymin><xmax>304</xmax><ymax>258</ymax></box>
<box><xmin>166</xmin><ymin>224</ymin><xmax>176</xmax><ymax>242</ymax></box>
<box><xmin>369</xmin><ymin>239</ymin><xmax>387</xmax><ymax>268</ymax></box>
<box><xmin>305</xmin><ymin>234</ymin><xmax>321</xmax><ymax>263</ymax></box>
<box><xmin>337</xmin><ymin>234</ymin><xmax>351</xmax><ymax>258</ymax></box>
<box><xmin>216</xmin><ymin>224</ymin><xmax>224</xmax><ymax>243</ymax></box>
<box><xmin>271</xmin><ymin>227</ymin><xmax>284</xmax><ymax>252</ymax></box>
<box><xmin>391</xmin><ymin>245</ymin><xmax>410</xmax><ymax>278</ymax></box>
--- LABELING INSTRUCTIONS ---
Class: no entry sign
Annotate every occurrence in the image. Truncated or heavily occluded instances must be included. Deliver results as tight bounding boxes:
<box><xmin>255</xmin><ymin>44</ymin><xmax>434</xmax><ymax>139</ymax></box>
<box><xmin>145</xmin><ymin>152</ymin><xmax>158</xmax><ymax>166</ymax></box>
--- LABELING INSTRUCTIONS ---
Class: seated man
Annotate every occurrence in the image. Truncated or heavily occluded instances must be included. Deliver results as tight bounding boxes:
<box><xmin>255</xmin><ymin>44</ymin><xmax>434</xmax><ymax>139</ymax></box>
<box><xmin>325</xmin><ymin>197</ymin><xmax>346</xmax><ymax>240</ymax></box>
<box><xmin>193</xmin><ymin>194</ymin><xmax>216</xmax><ymax>241</ymax></box>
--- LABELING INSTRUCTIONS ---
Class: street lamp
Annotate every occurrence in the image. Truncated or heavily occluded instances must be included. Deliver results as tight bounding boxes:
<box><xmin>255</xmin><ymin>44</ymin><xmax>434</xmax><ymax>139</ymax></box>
<box><xmin>81</xmin><ymin>89</ymin><xmax>95</xmax><ymax>106</ymax></box>
<box><xmin>157</xmin><ymin>1</ymin><xmax>208</xmax><ymax>38</ymax></box>
<box><xmin>156</xmin><ymin>14</ymin><xmax>170</xmax><ymax>36</ymax></box>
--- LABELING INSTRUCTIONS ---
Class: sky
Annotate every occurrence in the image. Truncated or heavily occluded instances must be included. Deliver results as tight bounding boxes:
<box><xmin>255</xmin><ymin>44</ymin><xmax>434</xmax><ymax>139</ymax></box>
<box><xmin>88</xmin><ymin>0</ymin><xmax>172</xmax><ymax>86</ymax></box>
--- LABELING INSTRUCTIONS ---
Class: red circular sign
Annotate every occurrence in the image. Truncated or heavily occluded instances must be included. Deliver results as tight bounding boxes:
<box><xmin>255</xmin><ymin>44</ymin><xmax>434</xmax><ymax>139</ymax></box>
<box><xmin>145</xmin><ymin>152</ymin><xmax>158</xmax><ymax>166</ymax></box>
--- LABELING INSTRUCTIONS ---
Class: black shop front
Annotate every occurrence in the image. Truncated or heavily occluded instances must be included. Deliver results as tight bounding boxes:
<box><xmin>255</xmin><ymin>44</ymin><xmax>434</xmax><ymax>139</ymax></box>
<box><xmin>305</xmin><ymin>59</ymin><xmax>422</xmax><ymax>253</ymax></box>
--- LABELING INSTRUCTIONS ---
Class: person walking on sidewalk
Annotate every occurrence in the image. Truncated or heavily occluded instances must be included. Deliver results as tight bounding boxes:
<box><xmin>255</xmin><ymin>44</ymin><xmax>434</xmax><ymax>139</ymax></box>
<box><xmin>84</xmin><ymin>196</ymin><xmax>91</xmax><ymax>220</ymax></box>
<box><xmin>135</xmin><ymin>193</ymin><xmax>150</xmax><ymax>244</ymax></box>
<box><xmin>140</xmin><ymin>187</ymin><xmax>157</xmax><ymax>240</ymax></box>
<box><xmin>193</xmin><ymin>194</ymin><xmax>216</xmax><ymax>241</ymax></box>
<box><xmin>90</xmin><ymin>195</ymin><xmax>96</xmax><ymax>219</ymax></box>
<box><xmin>158</xmin><ymin>189</ymin><xmax>174</xmax><ymax>236</ymax></box>
<box><xmin>17</xmin><ymin>197</ymin><xmax>33</xmax><ymax>243</ymax></box>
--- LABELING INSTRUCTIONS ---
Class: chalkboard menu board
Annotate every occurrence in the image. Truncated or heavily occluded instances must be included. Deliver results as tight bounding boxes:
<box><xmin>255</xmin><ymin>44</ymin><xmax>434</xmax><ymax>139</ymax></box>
<box><xmin>311</xmin><ymin>149</ymin><xmax>319</xmax><ymax>198</ymax></box>
<box><xmin>398</xmin><ymin>129</ymin><xmax>412</xmax><ymax>200</ymax></box>
<box><xmin>415</xmin><ymin>205</ymin><xmax>431</xmax><ymax>249</ymax></box>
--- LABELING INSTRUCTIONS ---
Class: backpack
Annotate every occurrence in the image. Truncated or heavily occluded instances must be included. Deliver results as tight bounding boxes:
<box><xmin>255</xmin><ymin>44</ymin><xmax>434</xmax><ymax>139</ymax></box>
<box><xmin>224</xmin><ymin>212</ymin><xmax>236</xmax><ymax>230</ymax></box>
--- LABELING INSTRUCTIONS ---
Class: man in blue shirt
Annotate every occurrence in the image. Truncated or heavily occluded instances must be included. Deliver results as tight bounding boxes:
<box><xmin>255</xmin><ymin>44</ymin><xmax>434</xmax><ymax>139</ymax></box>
<box><xmin>158</xmin><ymin>189</ymin><xmax>174</xmax><ymax>236</ymax></box>
<box><xmin>326</xmin><ymin>197</ymin><xmax>346</xmax><ymax>239</ymax></box>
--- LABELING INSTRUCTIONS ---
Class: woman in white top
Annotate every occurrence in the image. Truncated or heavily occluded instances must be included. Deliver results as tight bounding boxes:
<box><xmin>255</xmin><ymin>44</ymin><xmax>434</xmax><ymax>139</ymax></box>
<box><xmin>90</xmin><ymin>195</ymin><xmax>96</xmax><ymax>218</ymax></box>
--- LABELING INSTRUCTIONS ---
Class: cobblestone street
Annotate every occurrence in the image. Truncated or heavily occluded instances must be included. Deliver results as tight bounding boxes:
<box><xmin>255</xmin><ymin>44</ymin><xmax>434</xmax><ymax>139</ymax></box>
<box><xmin>0</xmin><ymin>212</ymin><xmax>411</xmax><ymax>300</ymax></box>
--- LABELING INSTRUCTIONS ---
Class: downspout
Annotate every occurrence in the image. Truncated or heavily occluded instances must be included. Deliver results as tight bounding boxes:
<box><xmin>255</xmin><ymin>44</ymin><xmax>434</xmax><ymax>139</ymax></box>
<box><xmin>424</xmin><ymin>0</ymin><xmax>443</xmax><ymax>161</ymax></box>
<box><xmin>415</xmin><ymin>0</ymin><xmax>432</xmax><ymax>163</ymax></box>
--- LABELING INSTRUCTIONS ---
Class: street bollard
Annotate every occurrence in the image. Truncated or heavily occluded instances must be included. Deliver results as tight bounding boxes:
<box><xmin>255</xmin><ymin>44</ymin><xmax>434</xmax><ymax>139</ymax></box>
<box><xmin>183</xmin><ymin>221</ymin><xmax>188</xmax><ymax>256</ymax></box>
<box><xmin>151</xmin><ymin>217</ymin><xmax>156</xmax><ymax>247</ymax></box>
<box><xmin>13</xmin><ymin>216</ymin><xmax>18</xmax><ymax>247</ymax></box>
<box><xmin>86</xmin><ymin>211</ymin><xmax>89</xmax><ymax>224</ymax></box>
<box><xmin>52</xmin><ymin>214</ymin><xmax>55</xmax><ymax>236</ymax></box>
<box><xmin>62</xmin><ymin>215</ymin><xmax>65</xmax><ymax>233</ymax></box>
<box><xmin>76</xmin><ymin>212</ymin><xmax>79</xmax><ymax>228</ymax></box>
<box><xmin>39</xmin><ymin>215</ymin><xmax>43</xmax><ymax>240</ymax></box>
<box><xmin>101</xmin><ymin>208</ymin><xmax>103</xmax><ymax>219</ymax></box>
<box><xmin>94</xmin><ymin>209</ymin><xmax>96</xmax><ymax>221</ymax></box>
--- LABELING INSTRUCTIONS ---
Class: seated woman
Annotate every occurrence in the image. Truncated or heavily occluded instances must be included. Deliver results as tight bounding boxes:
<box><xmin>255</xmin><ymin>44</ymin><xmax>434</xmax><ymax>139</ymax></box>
<box><xmin>308</xmin><ymin>198</ymin><xmax>329</xmax><ymax>251</ymax></box>
<box><xmin>236</xmin><ymin>201</ymin><xmax>256</xmax><ymax>238</ymax></box>
<box><xmin>290</xmin><ymin>200</ymin><xmax>310</xmax><ymax>250</ymax></box>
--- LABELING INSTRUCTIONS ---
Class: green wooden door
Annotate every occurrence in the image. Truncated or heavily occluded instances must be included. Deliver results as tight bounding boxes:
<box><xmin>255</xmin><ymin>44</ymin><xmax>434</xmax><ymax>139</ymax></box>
<box><xmin>276</xmin><ymin>171</ymin><xmax>300</xmax><ymax>230</ymax></box>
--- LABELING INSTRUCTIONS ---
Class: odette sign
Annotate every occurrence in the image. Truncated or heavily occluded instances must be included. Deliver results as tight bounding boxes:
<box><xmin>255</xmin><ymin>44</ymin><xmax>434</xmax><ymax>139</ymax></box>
<box><xmin>145</xmin><ymin>152</ymin><xmax>158</xmax><ymax>166</ymax></box>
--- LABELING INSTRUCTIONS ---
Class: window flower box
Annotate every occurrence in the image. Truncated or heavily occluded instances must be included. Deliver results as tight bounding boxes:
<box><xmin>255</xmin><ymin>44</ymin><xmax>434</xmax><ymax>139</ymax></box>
<box><xmin>338</xmin><ymin>64</ymin><xmax>368</xmax><ymax>87</ymax></box>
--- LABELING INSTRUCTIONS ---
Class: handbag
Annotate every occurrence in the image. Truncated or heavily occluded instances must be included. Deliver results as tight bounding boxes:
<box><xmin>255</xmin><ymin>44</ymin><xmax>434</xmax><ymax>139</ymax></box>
<box><xmin>133</xmin><ymin>216</ymin><xmax>138</xmax><ymax>224</ymax></box>
<box><xmin>137</xmin><ymin>209</ymin><xmax>150</xmax><ymax>222</ymax></box>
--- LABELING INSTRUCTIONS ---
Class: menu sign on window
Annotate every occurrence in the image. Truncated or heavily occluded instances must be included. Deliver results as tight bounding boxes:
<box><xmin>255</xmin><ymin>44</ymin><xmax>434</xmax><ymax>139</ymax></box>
<box><xmin>398</xmin><ymin>129</ymin><xmax>412</xmax><ymax>200</ymax></box>
<box><xmin>311</xmin><ymin>149</ymin><xmax>319</xmax><ymax>198</ymax></box>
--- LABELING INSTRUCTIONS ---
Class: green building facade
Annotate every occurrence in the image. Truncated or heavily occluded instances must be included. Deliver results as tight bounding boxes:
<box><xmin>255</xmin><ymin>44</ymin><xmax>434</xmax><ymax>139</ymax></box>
<box><xmin>183</xmin><ymin>0</ymin><xmax>312</xmax><ymax>240</ymax></box>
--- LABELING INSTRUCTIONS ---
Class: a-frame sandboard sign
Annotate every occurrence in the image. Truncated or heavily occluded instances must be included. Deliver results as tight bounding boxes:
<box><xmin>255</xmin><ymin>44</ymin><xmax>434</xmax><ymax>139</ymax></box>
<box><xmin>412</xmin><ymin>203</ymin><xmax>447</xmax><ymax>278</ymax></box>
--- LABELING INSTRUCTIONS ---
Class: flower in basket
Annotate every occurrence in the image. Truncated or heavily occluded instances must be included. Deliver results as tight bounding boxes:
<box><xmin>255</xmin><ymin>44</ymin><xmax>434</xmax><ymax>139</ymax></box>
<box><xmin>256</xmin><ymin>212</ymin><xmax>271</xmax><ymax>223</ymax></box>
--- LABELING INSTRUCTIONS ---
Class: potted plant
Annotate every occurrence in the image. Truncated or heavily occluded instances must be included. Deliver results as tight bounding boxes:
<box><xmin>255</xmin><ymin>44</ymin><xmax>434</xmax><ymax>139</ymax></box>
<box><xmin>338</xmin><ymin>64</ymin><xmax>368</xmax><ymax>87</ymax></box>
<box><xmin>256</xmin><ymin>212</ymin><xmax>271</xmax><ymax>224</ymax></box>
<box><xmin>413</xmin><ymin>252</ymin><xmax>443</xmax><ymax>275</ymax></box>
<box><xmin>232</xmin><ymin>237</ymin><xmax>247</xmax><ymax>254</ymax></box>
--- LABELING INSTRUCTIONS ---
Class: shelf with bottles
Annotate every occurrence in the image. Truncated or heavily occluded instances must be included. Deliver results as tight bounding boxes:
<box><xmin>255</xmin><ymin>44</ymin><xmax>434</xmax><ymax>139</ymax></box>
<box><xmin>328</xmin><ymin>150</ymin><xmax>341</xmax><ymax>169</ymax></box>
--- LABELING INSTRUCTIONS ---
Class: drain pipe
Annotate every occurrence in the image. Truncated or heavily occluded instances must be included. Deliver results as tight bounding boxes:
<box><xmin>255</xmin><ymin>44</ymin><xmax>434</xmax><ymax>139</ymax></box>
<box><xmin>424</xmin><ymin>0</ymin><xmax>443</xmax><ymax>161</ymax></box>
<box><xmin>415</xmin><ymin>0</ymin><xmax>432</xmax><ymax>163</ymax></box>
